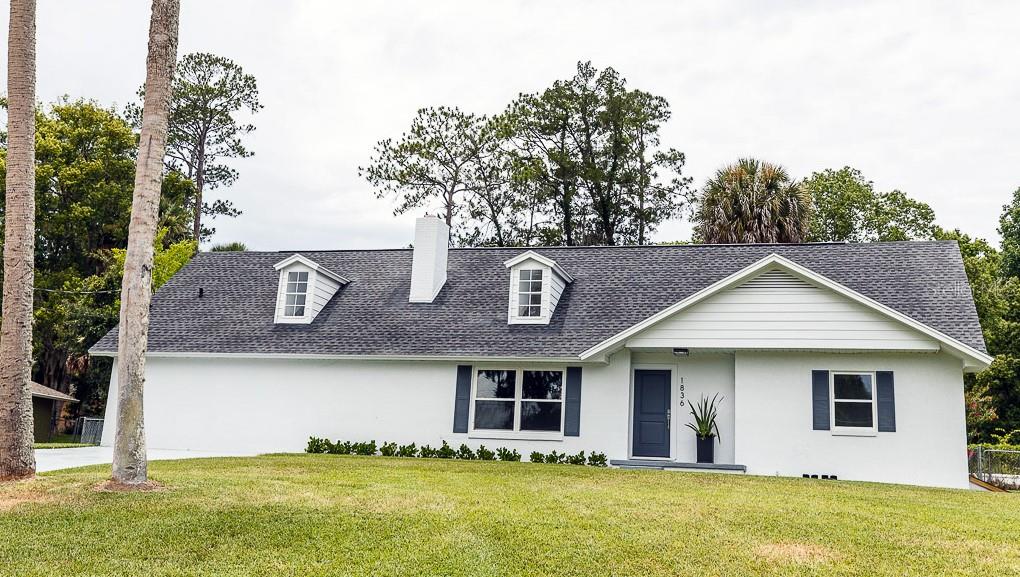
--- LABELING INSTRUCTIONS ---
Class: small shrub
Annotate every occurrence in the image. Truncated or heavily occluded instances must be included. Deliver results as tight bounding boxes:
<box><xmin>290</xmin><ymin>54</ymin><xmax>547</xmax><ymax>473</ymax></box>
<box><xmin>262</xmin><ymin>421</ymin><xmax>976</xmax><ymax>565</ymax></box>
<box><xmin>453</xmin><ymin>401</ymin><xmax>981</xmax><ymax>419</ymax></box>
<box><xmin>306</xmin><ymin>436</ymin><xmax>327</xmax><ymax>454</ymax></box>
<box><xmin>476</xmin><ymin>445</ymin><xmax>496</xmax><ymax>460</ymax></box>
<box><xmin>380</xmin><ymin>442</ymin><xmax>398</xmax><ymax>457</ymax></box>
<box><xmin>333</xmin><ymin>441</ymin><xmax>354</xmax><ymax>455</ymax></box>
<box><xmin>437</xmin><ymin>440</ymin><xmax>456</xmax><ymax>459</ymax></box>
<box><xmin>353</xmin><ymin>441</ymin><xmax>377</xmax><ymax>456</ymax></box>
<box><xmin>396</xmin><ymin>443</ymin><xmax>417</xmax><ymax>458</ymax></box>
<box><xmin>566</xmin><ymin>451</ymin><xmax>586</xmax><ymax>465</ymax></box>
<box><xmin>587</xmin><ymin>452</ymin><xmax>608</xmax><ymax>467</ymax></box>
<box><xmin>419</xmin><ymin>444</ymin><xmax>437</xmax><ymax>458</ymax></box>
<box><xmin>529</xmin><ymin>451</ymin><xmax>545</xmax><ymax>463</ymax></box>
<box><xmin>545</xmin><ymin>451</ymin><xmax>566</xmax><ymax>464</ymax></box>
<box><xmin>456</xmin><ymin>444</ymin><xmax>476</xmax><ymax>460</ymax></box>
<box><xmin>497</xmin><ymin>447</ymin><xmax>521</xmax><ymax>462</ymax></box>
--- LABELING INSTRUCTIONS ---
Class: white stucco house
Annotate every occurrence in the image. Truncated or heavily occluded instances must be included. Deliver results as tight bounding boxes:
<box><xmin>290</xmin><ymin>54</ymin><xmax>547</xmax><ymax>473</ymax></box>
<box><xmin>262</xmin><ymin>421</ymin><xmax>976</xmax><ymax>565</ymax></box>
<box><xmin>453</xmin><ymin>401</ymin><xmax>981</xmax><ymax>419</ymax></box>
<box><xmin>91</xmin><ymin>217</ymin><xmax>991</xmax><ymax>489</ymax></box>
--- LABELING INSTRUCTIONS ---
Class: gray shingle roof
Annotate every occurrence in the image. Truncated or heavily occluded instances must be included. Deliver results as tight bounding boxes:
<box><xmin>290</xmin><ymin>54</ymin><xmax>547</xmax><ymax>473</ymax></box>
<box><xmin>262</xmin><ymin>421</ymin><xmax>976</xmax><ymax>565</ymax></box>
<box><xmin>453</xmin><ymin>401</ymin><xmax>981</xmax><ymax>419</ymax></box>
<box><xmin>89</xmin><ymin>241</ymin><xmax>987</xmax><ymax>358</ymax></box>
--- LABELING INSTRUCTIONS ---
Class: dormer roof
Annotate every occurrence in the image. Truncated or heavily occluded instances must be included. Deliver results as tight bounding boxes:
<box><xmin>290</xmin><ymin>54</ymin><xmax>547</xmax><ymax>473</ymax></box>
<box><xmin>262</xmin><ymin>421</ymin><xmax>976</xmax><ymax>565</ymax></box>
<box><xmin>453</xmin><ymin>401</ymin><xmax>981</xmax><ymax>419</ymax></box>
<box><xmin>503</xmin><ymin>250</ymin><xmax>574</xmax><ymax>282</ymax></box>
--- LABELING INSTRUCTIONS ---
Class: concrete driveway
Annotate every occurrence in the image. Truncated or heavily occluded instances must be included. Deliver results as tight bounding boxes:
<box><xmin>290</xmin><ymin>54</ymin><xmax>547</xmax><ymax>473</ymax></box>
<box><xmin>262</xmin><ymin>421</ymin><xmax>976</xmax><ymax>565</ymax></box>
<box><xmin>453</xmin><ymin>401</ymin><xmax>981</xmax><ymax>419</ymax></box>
<box><xmin>35</xmin><ymin>446</ymin><xmax>257</xmax><ymax>472</ymax></box>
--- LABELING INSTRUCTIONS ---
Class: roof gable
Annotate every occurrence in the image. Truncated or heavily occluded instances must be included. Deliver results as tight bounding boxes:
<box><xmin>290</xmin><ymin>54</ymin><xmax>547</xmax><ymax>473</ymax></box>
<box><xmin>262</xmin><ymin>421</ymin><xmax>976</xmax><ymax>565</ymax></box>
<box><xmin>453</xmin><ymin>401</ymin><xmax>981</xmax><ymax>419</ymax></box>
<box><xmin>580</xmin><ymin>253</ymin><xmax>992</xmax><ymax>370</ymax></box>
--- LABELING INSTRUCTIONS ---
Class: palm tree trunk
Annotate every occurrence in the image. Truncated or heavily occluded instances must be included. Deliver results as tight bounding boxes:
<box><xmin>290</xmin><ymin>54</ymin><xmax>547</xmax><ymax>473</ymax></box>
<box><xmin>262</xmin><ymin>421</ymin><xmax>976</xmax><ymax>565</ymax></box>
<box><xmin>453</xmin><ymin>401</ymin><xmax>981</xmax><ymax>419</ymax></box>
<box><xmin>111</xmin><ymin>0</ymin><xmax>180</xmax><ymax>486</ymax></box>
<box><xmin>0</xmin><ymin>0</ymin><xmax>37</xmax><ymax>482</ymax></box>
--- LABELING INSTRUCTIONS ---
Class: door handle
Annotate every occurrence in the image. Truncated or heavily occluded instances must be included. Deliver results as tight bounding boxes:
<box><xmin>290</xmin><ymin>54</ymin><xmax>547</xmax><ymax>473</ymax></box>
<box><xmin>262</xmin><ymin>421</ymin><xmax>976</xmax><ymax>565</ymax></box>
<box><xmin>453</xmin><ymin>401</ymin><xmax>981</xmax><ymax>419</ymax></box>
<box><xmin>666</xmin><ymin>408</ymin><xmax>671</xmax><ymax>429</ymax></box>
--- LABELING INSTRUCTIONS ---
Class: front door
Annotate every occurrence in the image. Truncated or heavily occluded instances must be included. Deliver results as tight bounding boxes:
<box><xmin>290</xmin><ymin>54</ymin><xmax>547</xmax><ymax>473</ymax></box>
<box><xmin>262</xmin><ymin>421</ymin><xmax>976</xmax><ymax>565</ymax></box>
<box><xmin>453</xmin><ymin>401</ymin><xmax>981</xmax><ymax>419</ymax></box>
<box><xmin>633</xmin><ymin>369</ymin><xmax>671</xmax><ymax>458</ymax></box>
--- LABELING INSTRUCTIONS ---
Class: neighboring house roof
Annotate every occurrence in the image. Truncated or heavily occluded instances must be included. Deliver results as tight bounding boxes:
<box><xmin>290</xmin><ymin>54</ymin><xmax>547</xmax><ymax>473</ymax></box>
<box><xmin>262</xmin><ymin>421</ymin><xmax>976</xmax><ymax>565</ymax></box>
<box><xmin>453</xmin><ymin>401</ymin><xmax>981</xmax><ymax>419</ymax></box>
<box><xmin>29</xmin><ymin>381</ymin><xmax>78</xmax><ymax>403</ymax></box>
<box><xmin>89</xmin><ymin>241</ymin><xmax>987</xmax><ymax>360</ymax></box>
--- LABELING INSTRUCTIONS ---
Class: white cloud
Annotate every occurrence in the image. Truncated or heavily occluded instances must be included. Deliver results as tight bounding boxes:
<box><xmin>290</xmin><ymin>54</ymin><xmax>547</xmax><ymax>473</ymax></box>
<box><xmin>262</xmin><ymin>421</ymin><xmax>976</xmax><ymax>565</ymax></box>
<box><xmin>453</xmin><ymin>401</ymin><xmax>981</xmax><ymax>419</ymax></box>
<box><xmin>3</xmin><ymin>0</ymin><xmax>1018</xmax><ymax>248</ymax></box>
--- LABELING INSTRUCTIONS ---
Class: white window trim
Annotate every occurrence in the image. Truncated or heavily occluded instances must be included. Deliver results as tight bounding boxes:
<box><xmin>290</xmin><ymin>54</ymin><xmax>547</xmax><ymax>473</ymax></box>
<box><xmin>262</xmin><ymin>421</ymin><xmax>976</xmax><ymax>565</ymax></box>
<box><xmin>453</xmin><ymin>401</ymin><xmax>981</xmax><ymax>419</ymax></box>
<box><xmin>274</xmin><ymin>266</ymin><xmax>316</xmax><ymax>324</ymax></box>
<box><xmin>468</xmin><ymin>366</ymin><xmax>566</xmax><ymax>441</ymax></box>
<box><xmin>507</xmin><ymin>264</ymin><xmax>552</xmax><ymax>325</ymax></box>
<box><xmin>830</xmin><ymin>371</ymin><xmax>878</xmax><ymax>437</ymax></box>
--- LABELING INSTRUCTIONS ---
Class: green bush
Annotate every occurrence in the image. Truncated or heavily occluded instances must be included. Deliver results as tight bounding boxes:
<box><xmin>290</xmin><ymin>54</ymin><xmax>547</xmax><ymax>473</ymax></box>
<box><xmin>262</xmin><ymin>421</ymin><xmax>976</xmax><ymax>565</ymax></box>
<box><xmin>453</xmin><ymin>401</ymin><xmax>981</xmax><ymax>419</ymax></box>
<box><xmin>566</xmin><ymin>451</ymin><xmax>586</xmax><ymax>465</ymax></box>
<box><xmin>307</xmin><ymin>437</ymin><xmax>607</xmax><ymax>467</ymax></box>
<box><xmin>545</xmin><ymin>451</ymin><xmax>566</xmax><ymax>464</ymax></box>
<box><xmin>497</xmin><ymin>447</ymin><xmax>521</xmax><ymax>462</ymax></box>
<box><xmin>437</xmin><ymin>441</ymin><xmax>456</xmax><ymax>459</ymax></box>
<box><xmin>353</xmin><ymin>441</ymin><xmax>377</xmax><ymax>456</ymax></box>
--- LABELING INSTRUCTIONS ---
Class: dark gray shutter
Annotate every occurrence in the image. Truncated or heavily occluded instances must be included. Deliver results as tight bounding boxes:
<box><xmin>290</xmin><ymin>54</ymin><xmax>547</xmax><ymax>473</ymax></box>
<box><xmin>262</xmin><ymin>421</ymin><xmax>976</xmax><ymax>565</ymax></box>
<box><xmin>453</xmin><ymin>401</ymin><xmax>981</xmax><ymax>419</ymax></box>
<box><xmin>876</xmin><ymin>371</ymin><xmax>896</xmax><ymax>432</ymax></box>
<box><xmin>564</xmin><ymin>367</ymin><xmax>582</xmax><ymax>436</ymax></box>
<box><xmin>812</xmin><ymin>370</ymin><xmax>830</xmax><ymax>430</ymax></box>
<box><xmin>453</xmin><ymin>365</ymin><xmax>472</xmax><ymax>433</ymax></box>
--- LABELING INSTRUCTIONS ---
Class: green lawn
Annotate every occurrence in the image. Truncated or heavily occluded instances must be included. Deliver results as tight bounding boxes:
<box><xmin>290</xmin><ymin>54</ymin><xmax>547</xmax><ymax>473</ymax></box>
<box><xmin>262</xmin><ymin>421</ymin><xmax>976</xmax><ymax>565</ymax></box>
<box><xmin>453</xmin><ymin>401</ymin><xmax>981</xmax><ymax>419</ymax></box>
<box><xmin>1</xmin><ymin>455</ymin><xmax>1017</xmax><ymax>576</ymax></box>
<box><xmin>32</xmin><ymin>442</ymin><xmax>94</xmax><ymax>449</ymax></box>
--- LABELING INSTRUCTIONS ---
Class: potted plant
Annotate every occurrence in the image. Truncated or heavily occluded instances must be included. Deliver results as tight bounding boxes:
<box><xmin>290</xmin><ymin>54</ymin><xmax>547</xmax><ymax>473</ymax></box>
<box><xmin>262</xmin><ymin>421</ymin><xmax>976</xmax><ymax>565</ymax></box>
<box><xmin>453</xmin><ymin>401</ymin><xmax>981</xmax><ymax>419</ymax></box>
<box><xmin>685</xmin><ymin>393</ymin><xmax>723</xmax><ymax>464</ymax></box>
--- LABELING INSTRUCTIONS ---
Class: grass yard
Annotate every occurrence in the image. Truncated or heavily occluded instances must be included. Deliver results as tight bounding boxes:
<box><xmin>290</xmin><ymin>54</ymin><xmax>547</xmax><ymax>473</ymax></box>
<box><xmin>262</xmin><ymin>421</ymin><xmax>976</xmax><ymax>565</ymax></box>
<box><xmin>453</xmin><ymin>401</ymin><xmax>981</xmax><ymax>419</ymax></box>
<box><xmin>32</xmin><ymin>442</ymin><xmax>95</xmax><ymax>449</ymax></box>
<box><xmin>0</xmin><ymin>455</ymin><xmax>1018</xmax><ymax>576</ymax></box>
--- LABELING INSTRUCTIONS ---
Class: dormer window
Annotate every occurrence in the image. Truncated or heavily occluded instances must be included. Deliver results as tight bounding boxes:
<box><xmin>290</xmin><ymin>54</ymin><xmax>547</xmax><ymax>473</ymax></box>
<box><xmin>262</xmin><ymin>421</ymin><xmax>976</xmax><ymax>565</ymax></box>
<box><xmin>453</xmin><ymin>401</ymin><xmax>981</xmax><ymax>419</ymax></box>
<box><xmin>273</xmin><ymin>254</ymin><xmax>350</xmax><ymax>325</ymax></box>
<box><xmin>504</xmin><ymin>251</ymin><xmax>573</xmax><ymax>325</ymax></box>
<box><xmin>284</xmin><ymin>271</ymin><xmax>309</xmax><ymax>317</ymax></box>
<box><xmin>518</xmin><ymin>269</ymin><xmax>543</xmax><ymax>317</ymax></box>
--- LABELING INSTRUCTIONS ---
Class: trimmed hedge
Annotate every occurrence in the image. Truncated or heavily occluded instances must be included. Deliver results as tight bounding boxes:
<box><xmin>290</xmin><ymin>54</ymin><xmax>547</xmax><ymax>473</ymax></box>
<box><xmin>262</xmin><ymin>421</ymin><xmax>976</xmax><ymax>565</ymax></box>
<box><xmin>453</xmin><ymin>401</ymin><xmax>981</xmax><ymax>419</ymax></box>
<box><xmin>306</xmin><ymin>437</ymin><xmax>606</xmax><ymax>466</ymax></box>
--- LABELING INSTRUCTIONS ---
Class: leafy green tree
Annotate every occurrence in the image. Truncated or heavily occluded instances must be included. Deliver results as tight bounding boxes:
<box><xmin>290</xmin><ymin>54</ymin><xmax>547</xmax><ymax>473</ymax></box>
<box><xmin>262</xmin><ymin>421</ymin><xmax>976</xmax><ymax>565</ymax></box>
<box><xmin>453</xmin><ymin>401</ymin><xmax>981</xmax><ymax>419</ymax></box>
<box><xmin>693</xmin><ymin>159</ymin><xmax>812</xmax><ymax>243</ymax></box>
<box><xmin>361</xmin><ymin>107</ymin><xmax>489</xmax><ymax>230</ymax></box>
<box><xmin>364</xmin><ymin>62</ymin><xmax>692</xmax><ymax>247</ymax></box>
<box><xmin>0</xmin><ymin>99</ymin><xmax>194</xmax><ymax>418</ymax></box>
<box><xmin>805</xmin><ymin>167</ymin><xmax>937</xmax><ymax>242</ymax></box>
<box><xmin>998</xmin><ymin>186</ymin><xmax>1020</xmax><ymax>279</ymax></box>
<box><xmin>129</xmin><ymin>52</ymin><xmax>261</xmax><ymax>242</ymax></box>
<box><xmin>506</xmin><ymin>62</ymin><xmax>691</xmax><ymax>245</ymax></box>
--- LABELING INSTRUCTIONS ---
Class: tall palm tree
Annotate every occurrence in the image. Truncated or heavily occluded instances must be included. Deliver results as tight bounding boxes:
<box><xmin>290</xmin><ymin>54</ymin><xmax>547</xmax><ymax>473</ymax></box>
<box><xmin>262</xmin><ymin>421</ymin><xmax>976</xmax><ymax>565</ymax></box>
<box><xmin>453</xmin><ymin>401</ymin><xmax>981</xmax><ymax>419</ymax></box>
<box><xmin>0</xmin><ymin>0</ymin><xmax>37</xmax><ymax>482</ymax></box>
<box><xmin>694</xmin><ymin>158</ymin><xmax>813</xmax><ymax>244</ymax></box>
<box><xmin>112</xmin><ymin>0</ymin><xmax>181</xmax><ymax>486</ymax></box>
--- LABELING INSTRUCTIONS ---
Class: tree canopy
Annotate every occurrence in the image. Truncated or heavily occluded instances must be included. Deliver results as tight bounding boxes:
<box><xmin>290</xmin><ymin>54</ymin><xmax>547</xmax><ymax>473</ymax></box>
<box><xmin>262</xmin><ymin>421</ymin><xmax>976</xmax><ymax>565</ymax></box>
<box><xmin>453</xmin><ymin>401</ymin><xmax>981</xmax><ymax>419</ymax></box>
<box><xmin>0</xmin><ymin>99</ymin><xmax>196</xmax><ymax>416</ymax></box>
<box><xmin>129</xmin><ymin>52</ymin><xmax>261</xmax><ymax>242</ymax></box>
<box><xmin>362</xmin><ymin>62</ymin><xmax>693</xmax><ymax>247</ymax></box>
<box><xmin>805</xmin><ymin>167</ymin><xmax>937</xmax><ymax>242</ymax></box>
<box><xmin>693</xmin><ymin>159</ymin><xmax>812</xmax><ymax>243</ymax></box>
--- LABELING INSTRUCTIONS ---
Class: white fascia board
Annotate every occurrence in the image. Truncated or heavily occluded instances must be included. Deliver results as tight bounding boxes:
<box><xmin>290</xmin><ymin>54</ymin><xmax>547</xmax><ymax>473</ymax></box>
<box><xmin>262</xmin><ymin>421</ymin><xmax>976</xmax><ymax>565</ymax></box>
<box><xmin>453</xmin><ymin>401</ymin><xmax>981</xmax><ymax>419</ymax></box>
<box><xmin>579</xmin><ymin>252</ymin><xmax>993</xmax><ymax>370</ymax></box>
<box><xmin>88</xmin><ymin>349</ymin><xmax>603</xmax><ymax>364</ymax></box>
<box><xmin>273</xmin><ymin>254</ymin><xmax>350</xmax><ymax>284</ymax></box>
<box><xmin>503</xmin><ymin>250</ymin><xmax>574</xmax><ymax>283</ymax></box>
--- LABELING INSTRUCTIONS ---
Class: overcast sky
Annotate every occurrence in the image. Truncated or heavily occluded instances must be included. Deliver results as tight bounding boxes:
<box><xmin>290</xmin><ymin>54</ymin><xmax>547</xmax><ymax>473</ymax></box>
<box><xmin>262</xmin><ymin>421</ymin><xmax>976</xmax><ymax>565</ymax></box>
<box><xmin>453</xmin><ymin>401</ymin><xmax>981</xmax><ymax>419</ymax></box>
<box><xmin>3</xmin><ymin>0</ymin><xmax>1019</xmax><ymax>250</ymax></box>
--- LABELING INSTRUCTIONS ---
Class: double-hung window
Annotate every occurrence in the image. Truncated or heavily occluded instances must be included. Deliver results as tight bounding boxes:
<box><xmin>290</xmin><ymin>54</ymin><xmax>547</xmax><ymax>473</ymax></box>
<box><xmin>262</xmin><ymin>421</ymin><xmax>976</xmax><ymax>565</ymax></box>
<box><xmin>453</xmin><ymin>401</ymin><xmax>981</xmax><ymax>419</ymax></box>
<box><xmin>284</xmin><ymin>271</ymin><xmax>309</xmax><ymax>317</ymax></box>
<box><xmin>517</xmin><ymin>269</ymin><xmax>543</xmax><ymax>317</ymax></box>
<box><xmin>472</xmin><ymin>369</ymin><xmax>564</xmax><ymax>434</ymax></box>
<box><xmin>831</xmin><ymin>372</ymin><xmax>876</xmax><ymax>432</ymax></box>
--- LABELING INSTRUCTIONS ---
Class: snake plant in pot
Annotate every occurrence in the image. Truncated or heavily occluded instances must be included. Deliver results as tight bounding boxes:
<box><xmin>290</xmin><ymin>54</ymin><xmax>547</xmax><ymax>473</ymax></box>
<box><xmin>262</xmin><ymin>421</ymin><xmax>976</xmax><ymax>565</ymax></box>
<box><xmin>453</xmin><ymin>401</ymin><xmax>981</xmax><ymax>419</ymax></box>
<box><xmin>686</xmin><ymin>393</ymin><xmax>723</xmax><ymax>463</ymax></box>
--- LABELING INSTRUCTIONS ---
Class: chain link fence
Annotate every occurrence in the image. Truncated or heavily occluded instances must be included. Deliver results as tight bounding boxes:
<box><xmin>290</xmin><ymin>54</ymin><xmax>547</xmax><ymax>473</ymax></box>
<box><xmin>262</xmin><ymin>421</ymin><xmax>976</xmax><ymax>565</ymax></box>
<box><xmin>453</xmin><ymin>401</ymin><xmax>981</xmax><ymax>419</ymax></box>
<box><xmin>969</xmin><ymin>446</ymin><xmax>1020</xmax><ymax>491</ymax></box>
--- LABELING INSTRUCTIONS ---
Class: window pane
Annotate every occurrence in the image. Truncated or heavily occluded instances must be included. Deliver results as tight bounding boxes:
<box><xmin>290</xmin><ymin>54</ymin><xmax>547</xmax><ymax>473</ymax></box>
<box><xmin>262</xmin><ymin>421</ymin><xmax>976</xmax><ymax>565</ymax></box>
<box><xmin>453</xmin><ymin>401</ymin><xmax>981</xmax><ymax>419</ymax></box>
<box><xmin>834</xmin><ymin>402</ymin><xmax>873</xmax><ymax>428</ymax></box>
<box><xmin>523</xmin><ymin>371</ymin><xmax>563</xmax><ymax>399</ymax></box>
<box><xmin>528</xmin><ymin>306</ymin><xmax>541</xmax><ymax>316</ymax></box>
<box><xmin>519</xmin><ymin>281</ymin><xmax>531</xmax><ymax>292</ymax></box>
<box><xmin>521</xmin><ymin>401</ymin><xmax>561</xmax><ymax>431</ymax></box>
<box><xmin>286</xmin><ymin>294</ymin><xmax>297</xmax><ymax>305</ymax></box>
<box><xmin>294</xmin><ymin>294</ymin><xmax>306</xmax><ymax>306</ymax></box>
<box><xmin>519</xmin><ymin>293</ymin><xmax>531</xmax><ymax>305</ymax></box>
<box><xmin>520</xmin><ymin>270</ymin><xmax>532</xmax><ymax>281</ymax></box>
<box><xmin>834</xmin><ymin>374</ymin><xmax>872</xmax><ymax>400</ymax></box>
<box><xmin>474</xmin><ymin>400</ymin><xmax>514</xmax><ymax>429</ymax></box>
<box><xmin>531</xmin><ymin>269</ymin><xmax>542</xmax><ymax>280</ymax></box>
<box><xmin>476</xmin><ymin>370</ymin><xmax>515</xmax><ymax>399</ymax></box>
<box><xmin>285</xmin><ymin>305</ymin><xmax>305</xmax><ymax>317</ymax></box>
<box><xmin>529</xmin><ymin>294</ymin><xmax>542</xmax><ymax>305</ymax></box>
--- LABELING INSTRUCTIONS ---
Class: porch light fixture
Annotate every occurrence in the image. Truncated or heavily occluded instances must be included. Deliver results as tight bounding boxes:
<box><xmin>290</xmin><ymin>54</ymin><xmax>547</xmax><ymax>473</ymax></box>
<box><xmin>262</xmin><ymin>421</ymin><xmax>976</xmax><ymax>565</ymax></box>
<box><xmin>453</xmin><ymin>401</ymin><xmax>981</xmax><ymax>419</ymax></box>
<box><xmin>672</xmin><ymin>348</ymin><xmax>690</xmax><ymax>357</ymax></box>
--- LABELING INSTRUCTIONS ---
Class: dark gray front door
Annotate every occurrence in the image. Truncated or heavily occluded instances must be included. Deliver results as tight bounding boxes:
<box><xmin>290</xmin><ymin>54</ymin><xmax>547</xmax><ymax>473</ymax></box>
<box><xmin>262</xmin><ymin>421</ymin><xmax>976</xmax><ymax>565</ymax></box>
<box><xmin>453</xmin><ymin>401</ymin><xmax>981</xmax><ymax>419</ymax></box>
<box><xmin>633</xmin><ymin>369</ymin><xmax>671</xmax><ymax>458</ymax></box>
